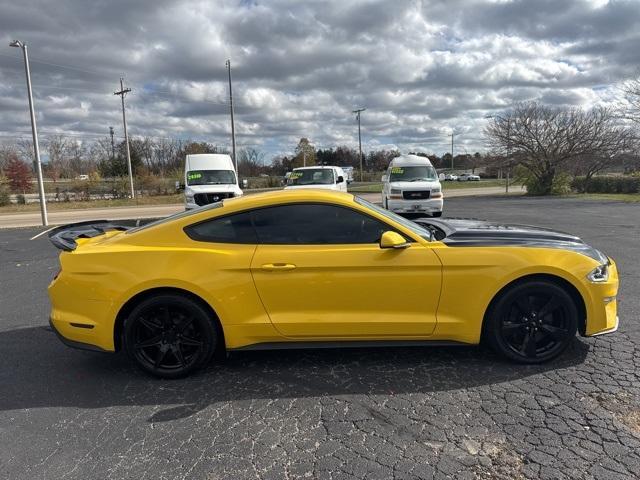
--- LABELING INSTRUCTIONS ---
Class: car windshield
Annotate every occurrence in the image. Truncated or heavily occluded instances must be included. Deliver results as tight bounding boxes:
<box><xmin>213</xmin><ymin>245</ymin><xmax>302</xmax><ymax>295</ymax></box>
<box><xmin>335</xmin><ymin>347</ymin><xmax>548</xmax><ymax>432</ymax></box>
<box><xmin>187</xmin><ymin>170</ymin><xmax>236</xmax><ymax>186</ymax></box>
<box><xmin>389</xmin><ymin>165</ymin><xmax>438</xmax><ymax>182</ymax></box>
<box><xmin>355</xmin><ymin>196</ymin><xmax>434</xmax><ymax>241</ymax></box>
<box><xmin>288</xmin><ymin>168</ymin><xmax>335</xmax><ymax>185</ymax></box>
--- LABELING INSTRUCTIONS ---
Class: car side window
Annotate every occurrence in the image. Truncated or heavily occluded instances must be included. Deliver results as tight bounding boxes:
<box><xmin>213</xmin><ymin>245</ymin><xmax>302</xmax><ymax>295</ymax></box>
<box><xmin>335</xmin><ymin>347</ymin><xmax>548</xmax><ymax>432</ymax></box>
<box><xmin>251</xmin><ymin>204</ymin><xmax>390</xmax><ymax>244</ymax></box>
<box><xmin>185</xmin><ymin>211</ymin><xmax>256</xmax><ymax>243</ymax></box>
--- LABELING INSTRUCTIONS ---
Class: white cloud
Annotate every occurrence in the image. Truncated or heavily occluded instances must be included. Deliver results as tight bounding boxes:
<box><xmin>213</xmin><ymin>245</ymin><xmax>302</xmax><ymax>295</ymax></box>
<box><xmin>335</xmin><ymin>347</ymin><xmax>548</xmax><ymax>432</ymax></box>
<box><xmin>0</xmin><ymin>0</ymin><xmax>637</xmax><ymax>157</ymax></box>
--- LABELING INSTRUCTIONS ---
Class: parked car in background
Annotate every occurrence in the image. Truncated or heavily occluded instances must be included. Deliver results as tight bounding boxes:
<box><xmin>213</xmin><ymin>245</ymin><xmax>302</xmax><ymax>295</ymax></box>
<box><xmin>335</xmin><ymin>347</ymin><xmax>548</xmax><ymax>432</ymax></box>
<box><xmin>284</xmin><ymin>166</ymin><xmax>348</xmax><ymax>191</ymax></box>
<box><xmin>75</xmin><ymin>174</ymin><xmax>89</xmax><ymax>181</ymax></box>
<box><xmin>443</xmin><ymin>173</ymin><xmax>458</xmax><ymax>181</ymax></box>
<box><xmin>458</xmin><ymin>173</ymin><xmax>481</xmax><ymax>181</ymax></box>
<box><xmin>342</xmin><ymin>166</ymin><xmax>355</xmax><ymax>184</ymax></box>
<box><xmin>183</xmin><ymin>154</ymin><xmax>243</xmax><ymax>210</ymax></box>
<box><xmin>381</xmin><ymin>154</ymin><xmax>443</xmax><ymax>217</ymax></box>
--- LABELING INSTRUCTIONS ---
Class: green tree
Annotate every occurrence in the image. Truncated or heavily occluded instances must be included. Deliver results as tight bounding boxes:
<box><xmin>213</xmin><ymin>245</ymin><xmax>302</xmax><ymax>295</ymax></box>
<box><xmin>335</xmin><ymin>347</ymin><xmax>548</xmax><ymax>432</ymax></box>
<box><xmin>292</xmin><ymin>138</ymin><xmax>316</xmax><ymax>168</ymax></box>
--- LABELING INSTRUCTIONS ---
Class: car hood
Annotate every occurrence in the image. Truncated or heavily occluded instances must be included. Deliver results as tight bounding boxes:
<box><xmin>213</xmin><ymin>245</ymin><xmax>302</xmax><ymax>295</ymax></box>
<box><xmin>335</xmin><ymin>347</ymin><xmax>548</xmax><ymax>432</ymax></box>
<box><xmin>389</xmin><ymin>181</ymin><xmax>440</xmax><ymax>189</ymax></box>
<box><xmin>284</xmin><ymin>184</ymin><xmax>338</xmax><ymax>190</ymax></box>
<box><xmin>186</xmin><ymin>184</ymin><xmax>242</xmax><ymax>194</ymax></box>
<box><xmin>416</xmin><ymin>218</ymin><xmax>608</xmax><ymax>263</ymax></box>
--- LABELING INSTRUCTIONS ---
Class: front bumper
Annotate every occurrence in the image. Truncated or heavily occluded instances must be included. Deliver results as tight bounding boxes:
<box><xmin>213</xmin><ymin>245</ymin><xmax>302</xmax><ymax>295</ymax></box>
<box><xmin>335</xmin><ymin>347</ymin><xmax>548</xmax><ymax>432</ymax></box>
<box><xmin>387</xmin><ymin>198</ymin><xmax>443</xmax><ymax>214</ymax></box>
<box><xmin>583</xmin><ymin>260</ymin><xmax>620</xmax><ymax>337</ymax></box>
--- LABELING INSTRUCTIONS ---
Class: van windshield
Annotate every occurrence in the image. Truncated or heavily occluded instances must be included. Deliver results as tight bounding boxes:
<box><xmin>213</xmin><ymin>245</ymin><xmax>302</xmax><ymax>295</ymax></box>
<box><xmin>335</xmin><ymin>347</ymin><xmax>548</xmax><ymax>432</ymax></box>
<box><xmin>288</xmin><ymin>168</ymin><xmax>335</xmax><ymax>186</ymax></box>
<box><xmin>187</xmin><ymin>170</ymin><xmax>236</xmax><ymax>186</ymax></box>
<box><xmin>389</xmin><ymin>165</ymin><xmax>438</xmax><ymax>182</ymax></box>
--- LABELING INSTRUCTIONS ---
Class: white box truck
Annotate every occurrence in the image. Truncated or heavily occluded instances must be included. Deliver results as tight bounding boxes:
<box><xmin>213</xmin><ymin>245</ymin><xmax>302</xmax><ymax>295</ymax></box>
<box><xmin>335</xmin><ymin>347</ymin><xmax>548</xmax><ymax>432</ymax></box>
<box><xmin>183</xmin><ymin>154</ymin><xmax>243</xmax><ymax>210</ymax></box>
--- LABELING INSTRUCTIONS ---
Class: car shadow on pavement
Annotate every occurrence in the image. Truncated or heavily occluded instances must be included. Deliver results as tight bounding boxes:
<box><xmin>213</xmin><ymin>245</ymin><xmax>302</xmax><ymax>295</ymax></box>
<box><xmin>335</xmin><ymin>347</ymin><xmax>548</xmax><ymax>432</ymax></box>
<box><xmin>0</xmin><ymin>325</ymin><xmax>589</xmax><ymax>422</ymax></box>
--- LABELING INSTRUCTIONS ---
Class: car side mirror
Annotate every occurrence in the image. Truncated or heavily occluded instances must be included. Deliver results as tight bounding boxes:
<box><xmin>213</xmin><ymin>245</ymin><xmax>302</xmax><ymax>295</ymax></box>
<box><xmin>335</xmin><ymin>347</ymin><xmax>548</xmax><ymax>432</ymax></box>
<box><xmin>381</xmin><ymin>175</ymin><xmax>388</xmax><ymax>182</ymax></box>
<box><xmin>337</xmin><ymin>176</ymin><xmax>344</xmax><ymax>183</ymax></box>
<box><xmin>380</xmin><ymin>231</ymin><xmax>410</xmax><ymax>249</ymax></box>
<box><xmin>176</xmin><ymin>181</ymin><xmax>185</xmax><ymax>191</ymax></box>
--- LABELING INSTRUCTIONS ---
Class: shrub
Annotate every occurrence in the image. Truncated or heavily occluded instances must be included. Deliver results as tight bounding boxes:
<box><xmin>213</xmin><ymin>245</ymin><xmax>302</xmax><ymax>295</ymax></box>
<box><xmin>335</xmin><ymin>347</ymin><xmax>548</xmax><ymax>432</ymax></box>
<box><xmin>16</xmin><ymin>194</ymin><xmax>26</xmax><ymax>204</ymax></box>
<box><xmin>516</xmin><ymin>167</ymin><xmax>572</xmax><ymax>195</ymax></box>
<box><xmin>571</xmin><ymin>176</ymin><xmax>640</xmax><ymax>194</ymax></box>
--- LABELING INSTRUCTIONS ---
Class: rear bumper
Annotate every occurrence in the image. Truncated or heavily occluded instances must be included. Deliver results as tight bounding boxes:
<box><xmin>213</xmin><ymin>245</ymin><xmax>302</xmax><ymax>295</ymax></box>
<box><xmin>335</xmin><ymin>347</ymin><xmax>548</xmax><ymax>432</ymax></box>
<box><xmin>49</xmin><ymin>317</ymin><xmax>109</xmax><ymax>352</ymax></box>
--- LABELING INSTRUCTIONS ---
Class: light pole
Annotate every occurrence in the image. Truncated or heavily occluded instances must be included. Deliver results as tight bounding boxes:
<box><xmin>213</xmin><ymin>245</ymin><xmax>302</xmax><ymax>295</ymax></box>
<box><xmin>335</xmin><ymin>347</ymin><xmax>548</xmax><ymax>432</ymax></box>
<box><xmin>353</xmin><ymin>108</ymin><xmax>366</xmax><ymax>181</ymax></box>
<box><xmin>226</xmin><ymin>60</ymin><xmax>237</xmax><ymax>172</ymax></box>
<box><xmin>449</xmin><ymin>131</ymin><xmax>454</xmax><ymax>170</ymax></box>
<box><xmin>10</xmin><ymin>40</ymin><xmax>48</xmax><ymax>226</ymax></box>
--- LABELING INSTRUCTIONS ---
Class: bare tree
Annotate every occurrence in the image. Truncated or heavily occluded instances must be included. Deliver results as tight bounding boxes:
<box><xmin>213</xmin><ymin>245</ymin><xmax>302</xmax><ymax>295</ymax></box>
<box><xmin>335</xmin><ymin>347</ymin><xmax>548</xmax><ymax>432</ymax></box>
<box><xmin>619</xmin><ymin>76</ymin><xmax>640</xmax><ymax>126</ymax></box>
<box><xmin>485</xmin><ymin>102</ymin><xmax>632</xmax><ymax>194</ymax></box>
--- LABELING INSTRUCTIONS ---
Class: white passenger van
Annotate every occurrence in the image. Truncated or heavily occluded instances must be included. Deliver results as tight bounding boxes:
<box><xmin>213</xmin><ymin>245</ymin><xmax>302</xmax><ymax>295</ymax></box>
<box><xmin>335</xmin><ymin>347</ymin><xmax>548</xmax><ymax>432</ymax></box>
<box><xmin>183</xmin><ymin>154</ymin><xmax>243</xmax><ymax>210</ymax></box>
<box><xmin>381</xmin><ymin>155</ymin><xmax>443</xmax><ymax>217</ymax></box>
<box><xmin>284</xmin><ymin>166</ymin><xmax>348</xmax><ymax>191</ymax></box>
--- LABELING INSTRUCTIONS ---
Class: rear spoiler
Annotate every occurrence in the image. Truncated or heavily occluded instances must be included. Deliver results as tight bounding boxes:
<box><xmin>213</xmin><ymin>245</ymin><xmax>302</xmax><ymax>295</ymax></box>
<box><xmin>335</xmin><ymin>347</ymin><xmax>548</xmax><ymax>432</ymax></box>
<box><xmin>48</xmin><ymin>220</ymin><xmax>131</xmax><ymax>251</ymax></box>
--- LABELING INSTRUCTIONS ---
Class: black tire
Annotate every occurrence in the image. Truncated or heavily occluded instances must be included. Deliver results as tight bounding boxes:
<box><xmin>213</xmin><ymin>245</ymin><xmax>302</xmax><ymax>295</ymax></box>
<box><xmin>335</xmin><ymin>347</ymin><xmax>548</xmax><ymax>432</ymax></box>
<box><xmin>123</xmin><ymin>294</ymin><xmax>217</xmax><ymax>378</ymax></box>
<box><xmin>432</xmin><ymin>211</ymin><xmax>443</xmax><ymax>218</ymax></box>
<box><xmin>383</xmin><ymin>196</ymin><xmax>388</xmax><ymax>209</ymax></box>
<box><xmin>484</xmin><ymin>280</ymin><xmax>578</xmax><ymax>364</ymax></box>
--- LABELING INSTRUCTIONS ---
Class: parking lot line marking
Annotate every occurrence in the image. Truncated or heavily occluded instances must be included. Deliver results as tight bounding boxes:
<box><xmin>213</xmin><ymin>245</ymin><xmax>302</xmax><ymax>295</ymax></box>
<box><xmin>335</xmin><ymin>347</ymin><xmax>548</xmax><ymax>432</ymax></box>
<box><xmin>30</xmin><ymin>227</ymin><xmax>56</xmax><ymax>240</ymax></box>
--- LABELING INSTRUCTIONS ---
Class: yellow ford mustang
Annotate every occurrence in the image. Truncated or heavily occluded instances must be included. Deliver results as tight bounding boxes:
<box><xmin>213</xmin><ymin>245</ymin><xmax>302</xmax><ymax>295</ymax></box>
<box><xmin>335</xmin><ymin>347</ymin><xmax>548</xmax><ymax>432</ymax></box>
<box><xmin>48</xmin><ymin>190</ymin><xmax>619</xmax><ymax>378</ymax></box>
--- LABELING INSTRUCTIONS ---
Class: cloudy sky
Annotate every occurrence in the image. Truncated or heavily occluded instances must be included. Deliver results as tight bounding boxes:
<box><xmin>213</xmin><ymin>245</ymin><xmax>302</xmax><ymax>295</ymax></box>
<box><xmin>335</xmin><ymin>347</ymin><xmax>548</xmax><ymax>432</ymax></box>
<box><xmin>1</xmin><ymin>0</ymin><xmax>639</xmax><ymax>160</ymax></box>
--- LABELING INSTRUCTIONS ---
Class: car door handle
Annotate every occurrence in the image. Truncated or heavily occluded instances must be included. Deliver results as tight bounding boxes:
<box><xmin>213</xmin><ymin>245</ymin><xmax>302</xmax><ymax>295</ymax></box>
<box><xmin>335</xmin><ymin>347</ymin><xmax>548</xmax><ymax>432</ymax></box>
<box><xmin>261</xmin><ymin>263</ymin><xmax>297</xmax><ymax>271</ymax></box>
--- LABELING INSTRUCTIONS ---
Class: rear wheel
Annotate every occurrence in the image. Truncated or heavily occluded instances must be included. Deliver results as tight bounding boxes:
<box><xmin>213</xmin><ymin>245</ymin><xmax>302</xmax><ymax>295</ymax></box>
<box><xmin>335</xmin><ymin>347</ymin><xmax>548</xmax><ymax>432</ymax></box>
<box><xmin>123</xmin><ymin>294</ymin><xmax>216</xmax><ymax>378</ymax></box>
<box><xmin>485</xmin><ymin>280</ymin><xmax>577</xmax><ymax>364</ymax></box>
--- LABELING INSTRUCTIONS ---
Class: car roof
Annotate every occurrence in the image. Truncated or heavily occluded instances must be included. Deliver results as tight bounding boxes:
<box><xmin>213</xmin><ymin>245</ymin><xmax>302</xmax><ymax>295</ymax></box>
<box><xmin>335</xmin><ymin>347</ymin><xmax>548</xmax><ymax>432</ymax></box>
<box><xmin>293</xmin><ymin>165</ymin><xmax>341</xmax><ymax>170</ymax></box>
<box><xmin>389</xmin><ymin>155</ymin><xmax>433</xmax><ymax>166</ymax></box>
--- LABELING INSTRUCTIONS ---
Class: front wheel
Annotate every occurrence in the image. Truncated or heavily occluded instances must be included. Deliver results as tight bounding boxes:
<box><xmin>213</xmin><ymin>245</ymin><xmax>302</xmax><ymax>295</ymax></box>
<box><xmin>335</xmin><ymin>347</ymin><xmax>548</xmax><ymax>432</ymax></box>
<box><xmin>484</xmin><ymin>280</ymin><xmax>578</xmax><ymax>364</ymax></box>
<box><xmin>123</xmin><ymin>294</ymin><xmax>217</xmax><ymax>378</ymax></box>
<box><xmin>382</xmin><ymin>196</ymin><xmax>388</xmax><ymax>209</ymax></box>
<box><xmin>432</xmin><ymin>211</ymin><xmax>443</xmax><ymax>218</ymax></box>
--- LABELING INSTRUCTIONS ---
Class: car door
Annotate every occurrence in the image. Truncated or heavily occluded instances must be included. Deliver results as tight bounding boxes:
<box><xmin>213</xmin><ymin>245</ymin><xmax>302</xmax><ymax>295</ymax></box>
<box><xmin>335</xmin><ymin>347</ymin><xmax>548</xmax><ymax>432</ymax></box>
<box><xmin>249</xmin><ymin>203</ymin><xmax>442</xmax><ymax>339</ymax></box>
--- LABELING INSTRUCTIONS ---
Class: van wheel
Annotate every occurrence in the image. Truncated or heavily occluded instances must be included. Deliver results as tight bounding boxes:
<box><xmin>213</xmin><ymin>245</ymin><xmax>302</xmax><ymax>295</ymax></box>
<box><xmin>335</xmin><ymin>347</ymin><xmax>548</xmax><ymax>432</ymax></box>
<box><xmin>383</xmin><ymin>196</ymin><xmax>388</xmax><ymax>209</ymax></box>
<box><xmin>485</xmin><ymin>280</ymin><xmax>577</xmax><ymax>364</ymax></box>
<box><xmin>432</xmin><ymin>211</ymin><xmax>442</xmax><ymax>217</ymax></box>
<box><xmin>123</xmin><ymin>294</ymin><xmax>216</xmax><ymax>378</ymax></box>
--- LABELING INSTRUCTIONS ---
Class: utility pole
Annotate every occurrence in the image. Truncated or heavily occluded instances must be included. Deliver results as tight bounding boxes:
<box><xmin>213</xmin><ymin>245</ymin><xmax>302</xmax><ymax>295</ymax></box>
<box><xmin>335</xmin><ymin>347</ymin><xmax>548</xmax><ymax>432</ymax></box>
<box><xmin>353</xmin><ymin>108</ymin><xmax>366</xmax><ymax>181</ymax></box>
<box><xmin>303</xmin><ymin>149</ymin><xmax>306</xmax><ymax>167</ymax></box>
<box><xmin>506</xmin><ymin>119</ymin><xmax>511</xmax><ymax>194</ymax></box>
<box><xmin>114</xmin><ymin>78</ymin><xmax>134</xmax><ymax>198</ymax></box>
<box><xmin>10</xmin><ymin>40</ymin><xmax>48</xmax><ymax>226</ymax></box>
<box><xmin>226</xmin><ymin>59</ymin><xmax>237</xmax><ymax>172</ymax></box>
<box><xmin>109</xmin><ymin>126</ymin><xmax>115</xmax><ymax>160</ymax></box>
<box><xmin>449</xmin><ymin>132</ymin><xmax>454</xmax><ymax>170</ymax></box>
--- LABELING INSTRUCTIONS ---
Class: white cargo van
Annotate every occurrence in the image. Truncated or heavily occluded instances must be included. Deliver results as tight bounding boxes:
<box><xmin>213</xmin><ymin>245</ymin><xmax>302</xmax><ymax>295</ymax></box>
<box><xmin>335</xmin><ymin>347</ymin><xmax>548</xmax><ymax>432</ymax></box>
<box><xmin>183</xmin><ymin>154</ymin><xmax>243</xmax><ymax>210</ymax></box>
<box><xmin>284</xmin><ymin>166</ymin><xmax>348</xmax><ymax>192</ymax></box>
<box><xmin>381</xmin><ymin>155</ymin><xmax>443</xmax><ymax>217</ymax></box>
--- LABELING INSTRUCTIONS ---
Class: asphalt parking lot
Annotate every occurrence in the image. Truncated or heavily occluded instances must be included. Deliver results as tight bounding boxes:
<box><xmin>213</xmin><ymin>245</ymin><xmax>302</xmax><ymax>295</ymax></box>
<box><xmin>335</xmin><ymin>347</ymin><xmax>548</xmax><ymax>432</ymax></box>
<box><xmin>1</xmin><ymin>196</ymin><xmax>639</xmax><ymax>480</ymax></box>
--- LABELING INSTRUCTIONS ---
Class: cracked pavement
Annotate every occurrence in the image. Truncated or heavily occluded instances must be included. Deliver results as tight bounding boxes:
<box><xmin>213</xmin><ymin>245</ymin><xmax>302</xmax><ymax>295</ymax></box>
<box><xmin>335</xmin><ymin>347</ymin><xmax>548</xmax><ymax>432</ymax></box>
<box><xmin>1</xmin><ymin>196</ymin><xmax>639</xmax><ymax>479</ymax></box>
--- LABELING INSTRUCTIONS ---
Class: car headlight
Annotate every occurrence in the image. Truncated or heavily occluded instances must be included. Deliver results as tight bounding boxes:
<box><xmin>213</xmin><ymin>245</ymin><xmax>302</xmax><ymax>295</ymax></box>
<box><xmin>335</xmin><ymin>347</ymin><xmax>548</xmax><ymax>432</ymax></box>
<box><xmin>185</xmin><ymin>194</ymin><xmax>194</xmax><ymax>202</ymax></box>
<box><xmin>431</xmin><ymin>187</ymin><xmax>441</xmax><ymax>193</ymax></box>
<box><xmin>587</xmin><ymin>264</ymin><xmax>609</xmax><ymax>283</ymax></box>
<box><xmin>390</xmin><ymin>188</ymin><xmax>401</xmax><ymax>194</ymax></box>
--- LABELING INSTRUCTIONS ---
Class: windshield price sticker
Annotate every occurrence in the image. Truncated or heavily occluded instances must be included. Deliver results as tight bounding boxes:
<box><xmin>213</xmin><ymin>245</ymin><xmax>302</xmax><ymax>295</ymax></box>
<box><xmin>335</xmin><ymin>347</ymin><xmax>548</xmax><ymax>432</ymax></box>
<box><xmin>187</xmin><ymin>172</ymin><xmax>203</xmax><ymax>180</ymax></box>
<box><xmin>391</xmin><ymin>167</ymin><xmax>404</xmax><ymax>174</ymax></box>
<box><xmin>289</xmin><ymin>172</ymin><xmax>303</xmax><ymax>179</ymax></box>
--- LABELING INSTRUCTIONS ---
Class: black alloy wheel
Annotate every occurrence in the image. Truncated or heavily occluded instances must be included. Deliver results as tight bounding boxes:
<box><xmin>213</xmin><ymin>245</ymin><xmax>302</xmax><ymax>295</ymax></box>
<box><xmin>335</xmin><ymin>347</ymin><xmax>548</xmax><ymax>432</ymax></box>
<box><xmin>486</xmin><ymin>280</ymin><xmax>578</xmax><ymax>364</ymax></box>
<box><xmin>124</xmin><ymin>294</ymin><xmax>216</xmax><ymax>378</ymax></box>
